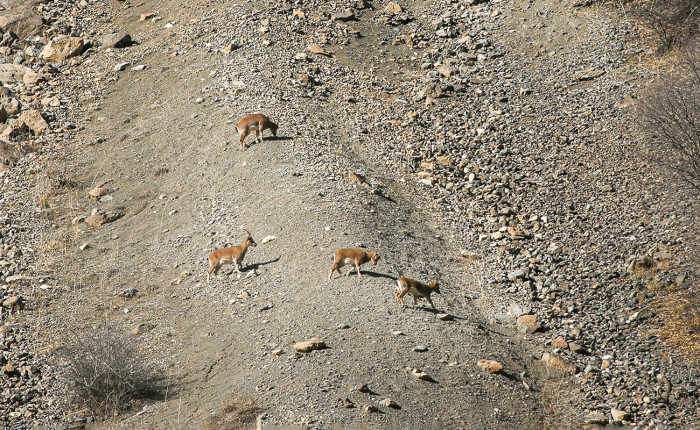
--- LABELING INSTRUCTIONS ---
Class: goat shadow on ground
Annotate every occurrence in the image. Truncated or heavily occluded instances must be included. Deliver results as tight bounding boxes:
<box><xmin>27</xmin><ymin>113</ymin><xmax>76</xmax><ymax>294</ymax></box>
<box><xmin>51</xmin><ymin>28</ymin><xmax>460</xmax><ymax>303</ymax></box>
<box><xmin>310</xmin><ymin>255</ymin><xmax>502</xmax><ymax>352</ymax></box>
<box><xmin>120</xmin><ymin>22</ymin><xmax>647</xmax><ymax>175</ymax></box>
<box><xmin>246</xmin><ymin>136</ymin><xmax>294</xmax><ymax>148</ymax></box>
<box><xmin>355</xmin><ymin>270</ymin><xmax>396</xmax><ymax>280</ymax></box>
<box><xmin>244</xmin><ymin>256</ymin><xmax>281</xmax><ymax>271</ymax></box>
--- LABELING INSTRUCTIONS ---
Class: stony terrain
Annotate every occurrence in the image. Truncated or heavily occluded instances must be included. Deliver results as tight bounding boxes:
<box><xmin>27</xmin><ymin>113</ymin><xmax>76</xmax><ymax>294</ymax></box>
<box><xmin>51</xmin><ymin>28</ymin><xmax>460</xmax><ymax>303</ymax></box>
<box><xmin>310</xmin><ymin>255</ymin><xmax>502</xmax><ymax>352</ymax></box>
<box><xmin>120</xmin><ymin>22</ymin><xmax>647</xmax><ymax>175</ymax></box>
<box><xmin>0</xmin><ymin>0</ymin><xmax>698</xmax><ymax>429</ymax></box>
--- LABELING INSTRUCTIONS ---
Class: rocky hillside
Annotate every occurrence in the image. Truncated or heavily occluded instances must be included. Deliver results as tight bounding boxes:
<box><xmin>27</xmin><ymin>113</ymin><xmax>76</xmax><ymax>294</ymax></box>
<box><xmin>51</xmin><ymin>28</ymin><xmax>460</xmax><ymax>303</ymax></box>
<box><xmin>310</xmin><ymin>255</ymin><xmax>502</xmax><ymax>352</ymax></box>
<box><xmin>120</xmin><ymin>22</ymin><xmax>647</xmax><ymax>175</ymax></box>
<box><xmin>0</xmin><ymin>0</ymin><xmax>698</xmax><ymax>428</ymax></box>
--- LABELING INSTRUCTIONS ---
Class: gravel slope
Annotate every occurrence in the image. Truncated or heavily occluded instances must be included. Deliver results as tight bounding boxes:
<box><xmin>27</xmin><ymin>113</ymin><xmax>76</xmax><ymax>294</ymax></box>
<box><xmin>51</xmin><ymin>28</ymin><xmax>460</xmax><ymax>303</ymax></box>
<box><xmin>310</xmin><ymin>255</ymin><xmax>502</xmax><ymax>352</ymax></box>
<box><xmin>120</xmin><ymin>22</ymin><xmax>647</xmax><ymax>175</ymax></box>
<box><xmin>0</xmin><ymin>0</ymin><xmax>697</xmax><ymax>428</ymax></box>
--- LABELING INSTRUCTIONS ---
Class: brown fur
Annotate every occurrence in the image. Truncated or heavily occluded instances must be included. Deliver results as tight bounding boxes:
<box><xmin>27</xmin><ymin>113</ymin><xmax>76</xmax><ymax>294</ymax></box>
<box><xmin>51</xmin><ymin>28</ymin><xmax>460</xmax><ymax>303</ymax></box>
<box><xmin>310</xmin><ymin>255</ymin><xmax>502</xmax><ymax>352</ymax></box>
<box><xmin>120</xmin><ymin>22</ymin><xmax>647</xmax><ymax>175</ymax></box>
<box><xmin>327</xmin><ymin>248</ymin><xmax>380</xmax><ymax>280</ymax></box>
<box><xmin>207</xmin><ymin>230</ymin><xmax>257</xmax><ymax>281</ymax></box>
<box><xmin>394</xmin><ymin>276</ymin><xmax>441</xmax><ymax>309</ymax></box>
<box><xmin>236</xmin><ymin>114</ymin><xmax>278</xmax><ymax>149</ymax></box>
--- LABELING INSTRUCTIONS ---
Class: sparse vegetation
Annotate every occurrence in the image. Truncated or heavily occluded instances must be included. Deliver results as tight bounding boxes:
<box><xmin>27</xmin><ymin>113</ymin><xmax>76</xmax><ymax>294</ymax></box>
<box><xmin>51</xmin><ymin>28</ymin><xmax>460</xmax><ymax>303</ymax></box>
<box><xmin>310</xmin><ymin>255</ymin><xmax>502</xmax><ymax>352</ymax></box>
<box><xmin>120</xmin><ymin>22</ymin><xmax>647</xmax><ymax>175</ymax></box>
<box><xmin>35</xmin><ymin>150</ymin><xmax>79</xmax><ymax>208</ymax></box>
<box><xmin>633</xmin><ymin>0</ymin><xmax>700</xmax><ymax>52</ymax></box>
<box><xmin>637</xmin><ymin>46</ymin><xmax>700</xmax><ymax>193</ymax></box>
<box><xmin>57</xmin><ymin>322</ymin><xmax>165</xmax><ymax>415</ymax></box>
<box><xmin>594</xmin><ymin>0</ymin><xmax>699</xmax><ymax>51</ymax></box>
<box><xmin>203</xmin><ymin>397</ymin><xmax>260</xmax><ymax>430</ymax></box>
<box><xmin>658</xmin><ymin>289</ymin><xmax>700</xmax><ymax>359</ymax></box>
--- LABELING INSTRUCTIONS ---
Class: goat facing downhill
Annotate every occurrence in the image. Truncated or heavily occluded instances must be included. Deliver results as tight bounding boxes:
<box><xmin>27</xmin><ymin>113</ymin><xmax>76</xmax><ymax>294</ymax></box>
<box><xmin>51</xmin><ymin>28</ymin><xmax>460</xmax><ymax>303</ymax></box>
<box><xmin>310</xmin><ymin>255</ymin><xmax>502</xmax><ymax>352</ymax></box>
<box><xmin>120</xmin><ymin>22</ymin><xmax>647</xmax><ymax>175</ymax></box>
<box><xmin>236</xmin><ymin>113</ymin><xmax>278</xmax><ymax>149</ymax></box>
<box><xmin>394</xmin><ymin>276</ymin><xmax>441</xmax><ymax>310</ymax></box>
<box><xmin>207</xmin><ymin>229</ymin><xmax>257</xmax><ymax>281</ymax></box>
<box><xmin>328</xmin><ymin>248</ymin><xmax>380</xmax><ymax>280</ymax></box>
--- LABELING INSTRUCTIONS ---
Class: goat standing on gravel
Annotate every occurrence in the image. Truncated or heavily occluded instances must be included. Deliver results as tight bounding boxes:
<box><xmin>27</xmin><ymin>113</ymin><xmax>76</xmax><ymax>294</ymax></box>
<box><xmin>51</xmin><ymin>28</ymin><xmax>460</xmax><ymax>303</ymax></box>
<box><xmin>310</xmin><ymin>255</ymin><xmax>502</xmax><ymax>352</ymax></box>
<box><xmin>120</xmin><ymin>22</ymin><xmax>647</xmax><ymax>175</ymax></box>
<box><xmin>207</xmin><ymin>229</ymin><xmax>257</xmax><ymax>281</ymax></box>
<box><xmin>236</xmin><ymin>113</ymin><xmax>278</xmax><ymax>149</ymax></box>
<box><xmin>328</xmin><ymin>248</ymin><xmax>380</xmax><ymax>280</ymax></box>
<box><xmin>394</xmin><ymin>276</ymin><xmax>441</xmax><ymax>310</ymax></box>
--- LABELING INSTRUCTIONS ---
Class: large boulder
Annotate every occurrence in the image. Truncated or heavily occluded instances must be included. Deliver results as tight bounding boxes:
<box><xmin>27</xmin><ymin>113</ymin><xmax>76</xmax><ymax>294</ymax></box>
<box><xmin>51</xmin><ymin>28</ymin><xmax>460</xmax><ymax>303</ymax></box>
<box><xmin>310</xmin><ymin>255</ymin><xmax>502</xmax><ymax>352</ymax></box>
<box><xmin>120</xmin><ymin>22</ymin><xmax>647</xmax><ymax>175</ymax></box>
<box><xmin>3</xmin><ymin>98</ymin><xmax>20</xmax><ymax>116</ymax></box>
<box><xmin>0</xmin><ymin>8</ymin><xmax>43</xmax><ymax>38</ymax></box>
<box><xmin>39</xmin><ymin>36</ymin><xmax>84</xmax><ymax>62</ymax></box>
<box><xmin>16</xmin><ymin>109</ymin><xmax>49</xmax><ymax>135</ymax></box>
<box><xmin>0</xmin><ymin>140</ymin><xmax>22</xmax><ymax>169</ymax></box>
<box><xmin>0</xmin><ymin>64</ymin><xmax>39</xmax><ymax>85</ymax></box>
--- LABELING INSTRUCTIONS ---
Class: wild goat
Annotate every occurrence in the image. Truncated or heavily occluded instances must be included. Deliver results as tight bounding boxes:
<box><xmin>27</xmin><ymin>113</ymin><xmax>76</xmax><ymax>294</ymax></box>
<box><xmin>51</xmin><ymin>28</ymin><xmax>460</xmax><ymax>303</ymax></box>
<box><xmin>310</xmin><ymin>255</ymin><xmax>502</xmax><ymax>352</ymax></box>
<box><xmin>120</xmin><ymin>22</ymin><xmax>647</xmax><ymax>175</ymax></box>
<box><xmin>394</xmin><ymin>276</ymin><xmax>441</xmax><ymax>310</ymax></box>
<box><xmin>207</xmin><ymin>229</ymin><xmax>257</xmax><ymax>281</ymax></box>
<box><xmin>236</xmin><ymin>113</ymin><xmax>278</xmax><ymax>149</ymax></box>
<box><xmin>328</xmin><ymin>248</ymin><xmax>380</xmax><ymax>280</ymax></box>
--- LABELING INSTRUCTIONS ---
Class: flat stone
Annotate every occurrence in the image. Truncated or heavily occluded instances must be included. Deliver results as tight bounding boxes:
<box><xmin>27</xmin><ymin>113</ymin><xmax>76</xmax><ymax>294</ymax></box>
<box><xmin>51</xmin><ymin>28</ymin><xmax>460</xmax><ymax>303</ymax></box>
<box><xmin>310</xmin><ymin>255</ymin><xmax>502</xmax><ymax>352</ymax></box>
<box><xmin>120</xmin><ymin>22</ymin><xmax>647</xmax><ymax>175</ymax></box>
<box><xmin>307</xmin><ymin>44</ymin><xmax>325</xmax><ymax>55</ymax></box>
<box><xmin>5</xmin><ymin>275</ymin><xmax>23</xmax><ymax>283</ymax></box>
<box><xmin>574</xmin><ymin>69</ymin><xmax>605</xmax><ymax>81</ymax></box>
<box><xmin>583</xmin><ymin>412</ymin><xmax>608</xmax><ymax>425</ymax></box>
<box><xmin>293</xmin><ymin>337</ymin><xmax>326</xmax><ymax>353</ymax></box>
<box><xmin>476</xmin><ymin>359</ymin><xmax>503</xmax><ymax>374</ymax></box>
<box><xmin>113</xmin><ymin>62</ymin><xmax>131</xmax><ymax>72</ymax></box>
<box><xmin>333</xmin><ymin>10</ymin><xmax>355</xmax><ymax>21</ymax></box>
<box><xmin>3</xmin><ymin>362</ymin><xmax>17</xmax><ymax>375</ymax></box>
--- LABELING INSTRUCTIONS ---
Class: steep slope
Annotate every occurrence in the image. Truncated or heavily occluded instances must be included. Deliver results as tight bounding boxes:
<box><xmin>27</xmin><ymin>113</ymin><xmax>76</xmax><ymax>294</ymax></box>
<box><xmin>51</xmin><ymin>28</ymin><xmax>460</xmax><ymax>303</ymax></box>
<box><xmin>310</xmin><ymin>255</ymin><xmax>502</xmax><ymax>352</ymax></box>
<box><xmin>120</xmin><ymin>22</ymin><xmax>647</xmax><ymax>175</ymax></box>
<box><xmin>34</xmin><ymin>0</ymin><xmax>555</xmax><ymax>428</ymax></box>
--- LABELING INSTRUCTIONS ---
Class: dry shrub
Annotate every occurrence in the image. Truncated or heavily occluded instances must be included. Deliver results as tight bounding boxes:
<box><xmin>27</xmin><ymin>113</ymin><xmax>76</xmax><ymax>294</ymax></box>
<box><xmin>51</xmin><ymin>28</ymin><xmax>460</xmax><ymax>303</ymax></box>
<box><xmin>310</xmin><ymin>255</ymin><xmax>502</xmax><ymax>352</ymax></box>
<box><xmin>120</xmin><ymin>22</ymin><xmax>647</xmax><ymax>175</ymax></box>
<box><xmin>57</xmin><ymin>321</ymin><xmax>165</xmax><ymax>415</ymax></box>
<box><xmin>637</xmin><ymin>46</ymin><xmax>700</xmax><ymax>193</ymax></box>
<box><xmin>632</xmin><ymin>0</ymin><xmax>700</xmax><ymax>51</ymax></box>
<box><xmin>657</xmin><ymin>288</ymin><xmax>700</xmax><ymax>360</ymax></box>
<box><xmin>203</xmin><ymin>397</ymin><xmax>260</xmax><ymax>430</ymax></box>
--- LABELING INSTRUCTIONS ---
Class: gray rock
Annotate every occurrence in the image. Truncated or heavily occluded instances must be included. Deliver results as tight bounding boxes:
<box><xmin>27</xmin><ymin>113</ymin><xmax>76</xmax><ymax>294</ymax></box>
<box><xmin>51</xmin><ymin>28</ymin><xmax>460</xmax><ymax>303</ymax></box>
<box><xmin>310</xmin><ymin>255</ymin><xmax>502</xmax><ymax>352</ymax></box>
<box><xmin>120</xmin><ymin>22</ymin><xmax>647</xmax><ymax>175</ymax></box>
<box><xmin>333</xmin><ymin>10</ymin><xmax>355</xmax><ymax>22</ymax></box>
<box><xmin>102</xmin><ymin>32</ymin><xmax>132</xmax><ymax>48</ymax></box>
<box><xmin>113</xmin><ymin>62</ymin><xmax>130</xmax><ymax>71</ymax></box>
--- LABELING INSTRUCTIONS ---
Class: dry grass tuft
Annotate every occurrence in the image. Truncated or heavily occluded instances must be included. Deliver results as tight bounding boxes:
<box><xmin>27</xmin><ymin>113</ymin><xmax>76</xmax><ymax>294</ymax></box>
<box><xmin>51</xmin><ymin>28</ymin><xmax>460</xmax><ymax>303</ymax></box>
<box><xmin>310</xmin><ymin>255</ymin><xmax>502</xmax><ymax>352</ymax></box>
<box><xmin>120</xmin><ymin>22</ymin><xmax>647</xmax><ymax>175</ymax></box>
<box><xmin>657</xmin><ymin>288</ymin><xmax>700</xmax><ymax>361</ymax></box>
<box><xmin>203</xmin><ymin>397</ymin><xmax>260</xmax><ymax>430</ymax></box>
<box><xmin>56</xmin><ymin>321</ymin><xmax>165</xmax><ymax>415</ymax></box>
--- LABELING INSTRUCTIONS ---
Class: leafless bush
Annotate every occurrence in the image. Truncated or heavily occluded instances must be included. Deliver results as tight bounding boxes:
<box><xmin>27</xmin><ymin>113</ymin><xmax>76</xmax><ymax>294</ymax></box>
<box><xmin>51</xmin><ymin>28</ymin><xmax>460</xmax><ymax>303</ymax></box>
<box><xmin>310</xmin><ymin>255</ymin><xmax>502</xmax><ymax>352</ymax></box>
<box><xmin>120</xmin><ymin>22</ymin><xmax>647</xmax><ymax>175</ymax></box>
<box><xmin>637</xmin><ymin>47</ymin><xmax>700</xmax><ymax>192</ymax></box>
<box><xmin>203</xmin><ymin>397</ymin><xmax>260</xmax><ymax>430</ymax></box>
<box><xmin>632</xmin><ymin>0</ymin><xmax>700</xmax><ymax>51</ymax></box>
<box><xmin>57</xmin><ymin>322</ymin><xmax>165</xmax><ymax>415</ymax></box>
